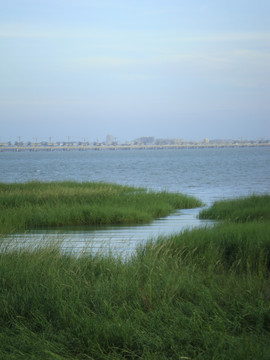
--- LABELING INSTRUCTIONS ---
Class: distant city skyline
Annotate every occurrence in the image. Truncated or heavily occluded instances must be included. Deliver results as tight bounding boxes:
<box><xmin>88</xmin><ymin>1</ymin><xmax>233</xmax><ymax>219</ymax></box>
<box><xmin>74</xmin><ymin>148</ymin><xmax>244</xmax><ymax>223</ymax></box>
<box><xmin>1</xmin><ymin>135</ymin><xmax>269</xmax><ymax>146</ymax></box>
<box><xmin>1</xmin><ymin>133</ymin><xmax>270</xmax><ymax>144</ymax></box>
<box><xmin>1</xmin><ymin>1</ymin><xmax>270</xmax><ymax>142</ymax></box>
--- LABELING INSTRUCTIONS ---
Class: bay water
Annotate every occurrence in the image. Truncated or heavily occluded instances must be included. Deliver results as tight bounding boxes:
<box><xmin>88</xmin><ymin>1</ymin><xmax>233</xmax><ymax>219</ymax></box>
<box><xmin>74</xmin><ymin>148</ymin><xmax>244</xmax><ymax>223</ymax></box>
<box><xmin>1</xmin><ymin>147</ymin><xmax>269</xmax><ymax>256</ymax></box>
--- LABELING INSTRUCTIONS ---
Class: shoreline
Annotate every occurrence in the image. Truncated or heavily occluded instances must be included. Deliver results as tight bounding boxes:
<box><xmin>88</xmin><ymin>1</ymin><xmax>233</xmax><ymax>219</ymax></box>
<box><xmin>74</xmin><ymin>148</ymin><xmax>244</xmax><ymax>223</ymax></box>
<box><xmin>1</xmin><ymin>142</ymin><xmax>269</xmax><ymax>152</ymax></box>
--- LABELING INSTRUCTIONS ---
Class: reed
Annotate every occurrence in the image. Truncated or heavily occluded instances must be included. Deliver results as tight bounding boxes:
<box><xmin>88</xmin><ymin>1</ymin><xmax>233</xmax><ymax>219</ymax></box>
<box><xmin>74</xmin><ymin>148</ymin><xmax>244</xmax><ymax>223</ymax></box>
<box><xmin>0</xmin><ymin>193</ymin><xmax>269</xmax><ymax>359</ymax></box>
<box><xmin>199</xmin><ymin>194</ymin><xmax>270</xmax><ymax>222</ymax></box>
<box><xmin>1</xmin><ymin>221</ymin><xmax>269</xmax><ymax>359</ymax></box>
<box><xmin>0</xmin><ymin>181</ymin><xmax>202</xmax><ymax>234</ymax></box>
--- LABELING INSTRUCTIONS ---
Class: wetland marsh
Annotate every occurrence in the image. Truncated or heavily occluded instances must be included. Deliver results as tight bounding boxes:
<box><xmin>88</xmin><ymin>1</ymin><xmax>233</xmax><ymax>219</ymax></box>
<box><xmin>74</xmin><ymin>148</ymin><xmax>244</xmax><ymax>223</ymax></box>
<box><xmin>0</xmin><ymin>148</ymin><xmax>270</xmax><ymax>359</ymax></box>
<box><xmin>1</xmin><ymin>191</ymin><xmax>270</xmax><ymax>359</ymax></box>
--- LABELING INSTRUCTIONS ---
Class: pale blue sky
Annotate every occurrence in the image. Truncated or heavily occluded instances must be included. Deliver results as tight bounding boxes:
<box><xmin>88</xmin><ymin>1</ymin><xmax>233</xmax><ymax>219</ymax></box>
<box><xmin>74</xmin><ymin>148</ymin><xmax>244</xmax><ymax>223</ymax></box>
<box><xmin>1</xmin><ymin>0</ymin><xmax>269</xmax><ymax>142</ymax></box>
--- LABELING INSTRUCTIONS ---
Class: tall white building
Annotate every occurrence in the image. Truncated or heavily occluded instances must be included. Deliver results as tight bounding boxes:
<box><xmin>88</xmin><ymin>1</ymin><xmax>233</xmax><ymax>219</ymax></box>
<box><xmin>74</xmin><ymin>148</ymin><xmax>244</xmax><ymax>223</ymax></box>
<box><xmin>106</xmin><ymin>134</ymin><xmax>116</xmax><ymax>145</ymax></box>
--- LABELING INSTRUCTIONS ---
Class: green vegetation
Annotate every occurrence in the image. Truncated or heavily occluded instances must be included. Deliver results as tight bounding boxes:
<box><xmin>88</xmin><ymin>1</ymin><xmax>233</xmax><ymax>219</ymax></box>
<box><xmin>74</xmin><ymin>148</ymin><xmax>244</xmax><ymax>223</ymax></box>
<box><xmin>0</xmin><ymin>191</ymin><xmax>270</xmax><ymax>359</ymax></box>
<box><xmin>199</xmin><ymin>194</ymin><xmax>270</xmax><ymax>222</ymax></box>
<box><xmin>0</xmin><ymin>181</ymin><xmax>202</xmax><ymax>234</ymax></box>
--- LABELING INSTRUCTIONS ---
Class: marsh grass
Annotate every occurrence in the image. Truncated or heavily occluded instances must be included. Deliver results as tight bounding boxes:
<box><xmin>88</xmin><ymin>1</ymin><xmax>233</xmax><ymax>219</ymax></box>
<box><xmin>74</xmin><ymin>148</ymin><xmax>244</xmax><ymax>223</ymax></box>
<box><xmin>0</xmin><ymin>181</ymin><xmax>202</xmax><ymax>234</ymax></box>
<box><xmin>1</xmin><ymin>220</ymin><xmax>270</xmax><ymax>359</ymax></box>
<box><xmin>1</xmin><ymin>192</ymin><xmax>270</xmax><ymax>359</ymax></box>
<box><xmin>199</xmin><ymin>194</ymin><xmax>270</xmax><ymax>222</ymax></box>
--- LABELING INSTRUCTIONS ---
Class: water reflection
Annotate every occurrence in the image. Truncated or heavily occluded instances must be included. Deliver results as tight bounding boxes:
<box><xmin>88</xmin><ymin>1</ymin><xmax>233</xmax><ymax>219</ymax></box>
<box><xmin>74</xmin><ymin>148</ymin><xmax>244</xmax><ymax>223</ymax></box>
<box><xmin>2</xmin><ymin>208</ymin><xmax>214</xmax><ymax>258</ymax></box>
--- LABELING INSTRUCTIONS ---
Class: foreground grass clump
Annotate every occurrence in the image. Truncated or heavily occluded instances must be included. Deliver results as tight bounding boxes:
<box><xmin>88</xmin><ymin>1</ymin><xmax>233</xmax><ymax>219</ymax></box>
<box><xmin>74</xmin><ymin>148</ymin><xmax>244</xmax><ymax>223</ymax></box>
<box><xmin>0</xmin><ymin>181</ymin><xmax>202</xmax><ymax>233</ymax></box>
<box><xmin>1</xmin><ymin>220</ymin><xmax>270</xmax><ymax>359</ymax></box>
<box><xmin>1</xmin><ymin>193</ymin><xmax>269</xmax><ymax>359</ymax></box>
<box><xmin>199</xmin><ymin>194</ymin><xmax>270</xmax><ymax>222</ymax></box>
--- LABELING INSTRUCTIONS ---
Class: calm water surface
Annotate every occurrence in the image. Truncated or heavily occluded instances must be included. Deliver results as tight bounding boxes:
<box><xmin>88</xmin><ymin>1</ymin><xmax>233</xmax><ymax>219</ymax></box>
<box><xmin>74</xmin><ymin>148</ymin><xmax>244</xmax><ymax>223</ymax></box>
<box><xmin>1</xmin><ymin>147</ymin><xmax>269</xmax><ymax>256</ymax></box>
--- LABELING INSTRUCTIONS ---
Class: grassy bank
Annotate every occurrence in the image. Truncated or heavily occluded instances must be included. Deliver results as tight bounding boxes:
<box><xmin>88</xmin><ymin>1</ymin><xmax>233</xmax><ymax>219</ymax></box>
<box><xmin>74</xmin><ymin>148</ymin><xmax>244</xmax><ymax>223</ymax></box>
<box><xmin>0</xmin><ymin>193</ymin><xmax>270</xmax><ymax>359</ymax></box>
<box><xmin>0</xmin><ymin>181</ymin><xmax>202</xmax><ymax>234</ymax></box>
<box><xmin>199</xmin><ymin>194</ymin><xmax>270</xmax><ymax>222</ymax></box>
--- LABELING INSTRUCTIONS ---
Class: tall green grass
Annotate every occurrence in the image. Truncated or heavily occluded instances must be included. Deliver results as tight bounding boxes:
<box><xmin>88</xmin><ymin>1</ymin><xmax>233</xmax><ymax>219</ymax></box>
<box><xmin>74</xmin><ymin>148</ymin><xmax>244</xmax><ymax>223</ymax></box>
<box><xmin>0</xmin><ymin>181</ymin><xmax>202</xmax><ymax>234</ymax></box>
<box><xmin>0</xmin><ymin>192</ymin><xmax>269</xmax><ymax>359</ymax></box>
<box><xmin>199</xmin><ymin>194</ymin><xmax>270</xmax><ymax>222</ymax></box>
<box><xmin>1</xmin><ymin>220</ymin><xmax>270</xmax><ymax>359</ymax></box>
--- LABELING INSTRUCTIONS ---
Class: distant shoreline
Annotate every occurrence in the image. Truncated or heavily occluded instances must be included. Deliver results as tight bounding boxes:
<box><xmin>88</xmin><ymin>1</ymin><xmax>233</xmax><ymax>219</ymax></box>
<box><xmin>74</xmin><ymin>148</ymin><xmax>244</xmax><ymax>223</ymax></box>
<box><xmin>0</xmin><ymin>142</ymin><xmax>269</xmax><ymax>152</ymax></box>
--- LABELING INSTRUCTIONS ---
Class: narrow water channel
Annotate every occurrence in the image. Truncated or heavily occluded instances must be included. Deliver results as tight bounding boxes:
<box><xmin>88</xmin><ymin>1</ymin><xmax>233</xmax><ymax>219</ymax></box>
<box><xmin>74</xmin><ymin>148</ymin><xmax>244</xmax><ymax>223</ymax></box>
<box><xmin>2</xmin><ymin>208</ymin><xmax>214</xmax><ymax>258</ymax></box>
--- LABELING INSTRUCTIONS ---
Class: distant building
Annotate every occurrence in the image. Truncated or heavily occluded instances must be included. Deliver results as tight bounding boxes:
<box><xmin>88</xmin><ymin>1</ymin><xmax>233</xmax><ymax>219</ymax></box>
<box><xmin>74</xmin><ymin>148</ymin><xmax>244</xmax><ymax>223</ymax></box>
<box><xmin>135</xmin><ymin>137</ymin><xmax>155</xmax><ymax>145</ymax></box>
<box><xmin>106</xmin><ymin>134</ymin><xmax>116</xmax><ymax>145</ymax></box>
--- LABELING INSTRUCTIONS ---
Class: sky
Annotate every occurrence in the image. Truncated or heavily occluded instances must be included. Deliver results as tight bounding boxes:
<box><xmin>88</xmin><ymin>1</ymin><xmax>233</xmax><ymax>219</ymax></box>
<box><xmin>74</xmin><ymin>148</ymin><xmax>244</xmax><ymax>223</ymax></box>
<box><xmin>0</xmin><ymin>0</ymin><xmax>270</xmax><ymax>143</ymax></box>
